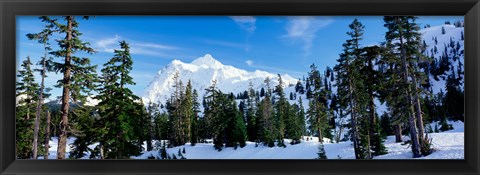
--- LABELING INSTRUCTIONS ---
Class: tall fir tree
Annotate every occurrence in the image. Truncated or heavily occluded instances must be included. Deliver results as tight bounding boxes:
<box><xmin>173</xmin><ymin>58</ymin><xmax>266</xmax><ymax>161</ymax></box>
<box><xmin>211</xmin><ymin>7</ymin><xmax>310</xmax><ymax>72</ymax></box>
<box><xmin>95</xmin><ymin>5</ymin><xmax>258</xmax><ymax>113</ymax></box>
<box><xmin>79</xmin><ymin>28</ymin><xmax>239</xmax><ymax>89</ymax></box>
<box><xmin>333</xmin><ymin>19</ymin><xmax>371</xmax><ymax>159</ymax></box>
<box><xmin>274</xmin><ymin>74</ymin><xmax>288</xmax><ymax>147</ymax></box>
<box><xmin>94</xmin><ymin>41</ymin><xmax>144</xmax><ymax>159</ymax></box>
<box><xmin>44</xmin><ymin>16</ymin><xmax>96</xmax><ymax>159</ymax></box>
<box><xmin>383</xmin><ymin>16</ymin><xmax>431</xmax><ymax>157</ymax></box>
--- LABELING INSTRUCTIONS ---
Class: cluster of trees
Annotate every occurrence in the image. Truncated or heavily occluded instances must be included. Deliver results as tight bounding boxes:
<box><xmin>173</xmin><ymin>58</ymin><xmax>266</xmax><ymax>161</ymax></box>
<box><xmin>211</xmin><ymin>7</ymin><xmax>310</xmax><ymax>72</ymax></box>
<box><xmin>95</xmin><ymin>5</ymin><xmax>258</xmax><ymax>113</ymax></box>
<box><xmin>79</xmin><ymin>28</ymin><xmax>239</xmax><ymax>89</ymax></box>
<box><xmin>16</xmin><ymin>16</ymin><xmax>149</xmax><ymax>159</ymax></box>
<box><xmin>146</xmin><ymin>74</ymin><xmax>308</xmax><ymax>151</ymax></box>
<box><xmin>16</xmin><ymin>16</ymin><xmax>464</xmax><ymax>159</ymax></box>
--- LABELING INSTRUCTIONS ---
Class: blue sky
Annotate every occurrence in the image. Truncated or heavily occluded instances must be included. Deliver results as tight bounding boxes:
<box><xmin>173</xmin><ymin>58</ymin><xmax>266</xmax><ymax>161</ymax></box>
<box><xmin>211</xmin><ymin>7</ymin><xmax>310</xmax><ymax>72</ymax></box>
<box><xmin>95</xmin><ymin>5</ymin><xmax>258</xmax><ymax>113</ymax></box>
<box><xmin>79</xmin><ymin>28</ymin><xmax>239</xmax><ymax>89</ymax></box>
<box><xmin>16</xmin><ymin>16</ymin><xmax>463</xmax><ymax>99</ymax></box>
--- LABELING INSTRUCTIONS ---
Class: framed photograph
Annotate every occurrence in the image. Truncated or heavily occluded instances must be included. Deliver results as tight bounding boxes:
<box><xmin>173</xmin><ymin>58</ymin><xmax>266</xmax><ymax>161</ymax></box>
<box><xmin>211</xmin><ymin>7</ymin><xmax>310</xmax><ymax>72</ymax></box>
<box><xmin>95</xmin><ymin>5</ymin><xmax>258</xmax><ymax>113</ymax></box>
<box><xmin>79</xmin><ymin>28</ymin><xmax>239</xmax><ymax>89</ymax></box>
<box><xmin>1</xmin><ymin>0</ymin><xmax>479</xmax><ymax>175</ymax></box>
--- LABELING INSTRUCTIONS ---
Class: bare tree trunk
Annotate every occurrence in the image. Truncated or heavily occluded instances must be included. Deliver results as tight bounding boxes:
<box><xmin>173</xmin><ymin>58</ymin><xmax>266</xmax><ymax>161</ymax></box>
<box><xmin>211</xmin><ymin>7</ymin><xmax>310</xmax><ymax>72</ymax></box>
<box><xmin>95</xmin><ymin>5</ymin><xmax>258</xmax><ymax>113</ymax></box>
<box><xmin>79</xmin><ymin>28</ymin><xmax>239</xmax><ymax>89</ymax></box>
<box><xmin>348</xmin><ymin>78</ymin><xmax>360</xmax><ymax>159</ymax></box>
<box><xmin>57</xmin><ymin>16</ymin><xmax>73</xmax><ymax>159</ymax></box>
<box><xmin>394</xmin><ymin>124</ymin><xmax>402</xmax><ymax>143</ymax></box>
<box><xmin>44</xmin><ymin>110</ymin><xmax>50</xmax><ymax>159</ymax></box>
<box><xmin>100</xmin><ymin>144</ymin><xmax>104</xmax><ymax>159</ymax></box>
<box><xmin>412</xmin><ymin>73</ymin><xmax>425</xmax><ymax>142</ymax></box>
<box><xmin>33</xmin><ymin>42</ymin><xmax>49</xmax><ymax>159</ymax></box>
<box><xmin>318</xmin><ymin>128</ymin><xmax>323</xmax><ymax>143</ymax></box>
<box><xmin>399</xmin><ymin>32</ymin><xmax>421</xmax><ymax>158</ymax></box>
<box><xmin>366</xmin><ymin>128</ymin><xmax>372</xmax><ymax>159</ymax></box>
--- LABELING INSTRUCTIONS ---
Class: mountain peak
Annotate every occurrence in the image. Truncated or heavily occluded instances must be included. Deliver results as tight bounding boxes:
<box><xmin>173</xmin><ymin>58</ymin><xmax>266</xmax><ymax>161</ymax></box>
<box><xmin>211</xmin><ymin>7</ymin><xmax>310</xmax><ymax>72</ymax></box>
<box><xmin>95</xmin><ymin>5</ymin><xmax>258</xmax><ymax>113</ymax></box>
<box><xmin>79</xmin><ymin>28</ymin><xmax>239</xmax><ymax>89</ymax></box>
<box><xmin>191</xmin><ymin>54</ymin><xmax>224</xmax><ymax>69</ymax></box>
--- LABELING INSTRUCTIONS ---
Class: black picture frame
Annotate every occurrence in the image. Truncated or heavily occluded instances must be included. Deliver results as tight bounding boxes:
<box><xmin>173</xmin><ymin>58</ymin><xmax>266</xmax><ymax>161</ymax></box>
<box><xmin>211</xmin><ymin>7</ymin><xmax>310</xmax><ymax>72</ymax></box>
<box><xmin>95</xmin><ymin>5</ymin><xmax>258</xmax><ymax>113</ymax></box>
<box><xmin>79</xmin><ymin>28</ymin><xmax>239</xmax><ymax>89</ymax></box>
<box><xmin>1</xmin><ymin>0</ymin><xmax>479</xmax><ymax>175</ymax></box>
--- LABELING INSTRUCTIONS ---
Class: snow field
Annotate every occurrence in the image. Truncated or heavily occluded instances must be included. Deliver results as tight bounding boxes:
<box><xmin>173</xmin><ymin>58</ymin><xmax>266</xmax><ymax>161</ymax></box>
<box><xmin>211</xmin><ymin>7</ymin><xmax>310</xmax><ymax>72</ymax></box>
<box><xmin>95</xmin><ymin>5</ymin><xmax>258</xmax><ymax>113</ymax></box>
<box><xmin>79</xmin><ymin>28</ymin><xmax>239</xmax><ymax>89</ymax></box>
<box><xmin>40</xmin><ymin>120</ymin><xmax>463</xmax><ymax>159</ymax></box>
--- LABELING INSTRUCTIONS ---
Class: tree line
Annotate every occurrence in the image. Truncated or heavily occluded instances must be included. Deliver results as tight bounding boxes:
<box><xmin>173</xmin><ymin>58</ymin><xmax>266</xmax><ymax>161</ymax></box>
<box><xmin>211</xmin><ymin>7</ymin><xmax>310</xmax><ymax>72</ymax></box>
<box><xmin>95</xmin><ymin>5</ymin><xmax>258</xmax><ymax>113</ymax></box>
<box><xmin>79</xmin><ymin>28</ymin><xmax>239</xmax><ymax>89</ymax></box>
<box><xmin>16</xmin><ymin>16</ymin><xmax>464</xmax><ymax>159</ymax></box>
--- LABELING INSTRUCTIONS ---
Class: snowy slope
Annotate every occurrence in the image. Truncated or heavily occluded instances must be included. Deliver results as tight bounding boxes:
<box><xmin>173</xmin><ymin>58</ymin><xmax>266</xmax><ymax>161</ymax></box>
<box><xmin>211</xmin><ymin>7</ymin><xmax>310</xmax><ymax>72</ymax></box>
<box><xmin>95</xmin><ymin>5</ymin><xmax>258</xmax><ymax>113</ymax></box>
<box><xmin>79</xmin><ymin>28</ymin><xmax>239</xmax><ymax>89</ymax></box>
<box><xmin>40</xmin><ymin>120</ymin><xmax>463</xmax><ymax>159</ymax></box>
<box><xmin>143</xmin><ymin>54</ymin><xmax>298</xmax><ymax>106</ymax></box>
<box><xmin>420</xmin><ymin>24</ymin><xmax>464</xmax><ymax>94</ymax></box>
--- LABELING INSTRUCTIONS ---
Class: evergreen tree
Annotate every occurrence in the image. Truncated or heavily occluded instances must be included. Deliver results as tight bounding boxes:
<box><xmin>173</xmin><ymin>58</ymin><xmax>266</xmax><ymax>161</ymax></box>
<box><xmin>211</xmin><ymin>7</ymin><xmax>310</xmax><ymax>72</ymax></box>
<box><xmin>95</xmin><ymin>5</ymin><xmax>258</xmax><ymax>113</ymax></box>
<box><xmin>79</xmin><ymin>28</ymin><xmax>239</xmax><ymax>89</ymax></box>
<box><xmin>287</xmin><ymin>98</ymin><xmax>303</xmax><ymax>145</ymax></box>
<box><xmin>383</xmin><ymin>16</ymin><xmax>431</xmax><ymax>157</ymax></box>
<box><xmin>69</xmin><ymin>105</ymin><xmax>97</xmax><ymax>159</ymax></box>
<box><xmin>191</xmin><ymin>89</ymin><xmax>200</xmax><ymax>146</ymax></box>
<box><xmin>44</xmin><ymin>16</ymin><xmax>96</xmax><ymax>159</ymax></box>
<box><xmin>295</xmin><ymin>80</ymin><xmax>305</xmax><ymax>94</ymax></box>
<box><xmin>333</xmin><ymin>19</ymin><xmax>367</xmax><ymax>159</ymax></box>
<box><xmin>257</xmin><ymin>77</ymin><xmax>276</xmax><ymax>147</ymax></box>
<box><xmin>180</xmin><ymin>80</ymin><xmax>194</xmax><ymax>145</ymax></box>
<box><xmin>306</xmin><ymin>64</ymin><xmax>329</xmax><ymax>144</ymax></box>
<box><xmin>444</xmin><ymin>71</ymin><xmax>464</xmax><ymax>121</ymax></box>
<box><xmin>274</xmin><ymin>74</ymin><xmax>288</xmax><ymax>147</ymax></box>
<box><xmin>227</xmin><ymin>96</ymin><xmax>247</xmax><ymax>148</ymax></box>
<box><xmin>16</xmin><ymin>57</ymin><xmax>39</xmax><ymax>158</ymax></box>
<box><xmin>359</xmin><ymin>45</ymin><xmax>387</xmax><ymax>157</ymax></box>
<box><xmin>94</xmin><ymin>41</ymin><xmax>144</xmax><ymax>159</ymax></box>
<box><xmin>297</xmin><ymin>96</ymin><xmax>307</xmax><ymax>140</ymax></box>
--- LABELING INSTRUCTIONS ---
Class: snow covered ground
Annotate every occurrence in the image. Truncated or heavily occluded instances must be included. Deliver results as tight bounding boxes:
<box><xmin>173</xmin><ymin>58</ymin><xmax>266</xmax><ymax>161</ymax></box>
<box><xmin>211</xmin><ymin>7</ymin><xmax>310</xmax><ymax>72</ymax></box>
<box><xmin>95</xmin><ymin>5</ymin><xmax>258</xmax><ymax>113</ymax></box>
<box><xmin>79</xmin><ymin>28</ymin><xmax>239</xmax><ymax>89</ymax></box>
<box><xmin>40</xmin><ymin>120</ymin><xmax>464</xmax><ymax>159</ymax></box>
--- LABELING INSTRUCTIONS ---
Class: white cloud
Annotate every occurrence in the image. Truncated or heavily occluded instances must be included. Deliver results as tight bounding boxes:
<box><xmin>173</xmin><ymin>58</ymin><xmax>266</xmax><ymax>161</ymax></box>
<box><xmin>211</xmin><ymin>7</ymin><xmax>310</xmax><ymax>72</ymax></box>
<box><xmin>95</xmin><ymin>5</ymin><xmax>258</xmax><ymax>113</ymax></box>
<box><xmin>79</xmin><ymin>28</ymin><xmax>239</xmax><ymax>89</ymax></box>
<box><xmin>282</xmin><ymin>16</ymin><xmax>334</xmax><ymax>55</ymax></box>
<box><xmin>95</xmin><ymin>35</ymin><xmax>121</xmax><ymax>53</ymax></box>
<box><xmin>229</xmin><ymin>16</ymin><xmax>257</xmax><ymax>34</ymax></box>
<box><xmin>245</xmin><ymin>60</ymin><xmax>254</xmax><ymax>66</ymax></box>
<box><xmin>133</xmin><ymin>43</ymin><xmax>178</xmax><ymax>50</ymax></box>
<box><xmin>94</xmin><ymin>35</ymin><xmax>180</xmax><ymax>57</ymax></box>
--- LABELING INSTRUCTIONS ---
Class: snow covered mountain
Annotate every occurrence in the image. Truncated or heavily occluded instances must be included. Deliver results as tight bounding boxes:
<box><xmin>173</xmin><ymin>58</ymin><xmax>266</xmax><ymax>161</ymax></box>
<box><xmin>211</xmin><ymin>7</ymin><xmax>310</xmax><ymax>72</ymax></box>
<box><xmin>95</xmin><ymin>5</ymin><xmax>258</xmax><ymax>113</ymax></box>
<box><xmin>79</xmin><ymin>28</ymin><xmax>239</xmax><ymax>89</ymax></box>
<box><xmin>142</xmin><ymin>24</ymin><xmax>464</xmax><ymax>112</ymax></box>
<box><xmin>143</xmin><ymin>54</ymin><xmax>298</xmax><ymax>106</ymax></box>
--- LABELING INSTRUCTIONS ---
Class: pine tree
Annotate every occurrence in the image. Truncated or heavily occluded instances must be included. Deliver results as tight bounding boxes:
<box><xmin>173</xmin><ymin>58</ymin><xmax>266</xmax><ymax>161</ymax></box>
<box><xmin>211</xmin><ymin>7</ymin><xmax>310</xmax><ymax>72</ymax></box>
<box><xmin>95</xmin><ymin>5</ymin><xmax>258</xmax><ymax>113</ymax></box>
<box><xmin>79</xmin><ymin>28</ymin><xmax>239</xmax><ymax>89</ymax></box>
<box><xmin>230</xmin><ymin>98</ymin><xmax>247</xmax><ymax>148</ymax></box>
<box><xmin>16</xmin><ymin>56</ymin><xmax>39</xmax><ymax>158</ymax></box>
<box><xmin>383</xmin><ymin>16</ymin><xmax>430</xmax><ymax>157</ymax></box>
<box><xmin>274</xmin><ymin>74</ymin><xmax>288</xmax><ymax>147</ymax></box>
<box><xmin>94</xmin><ymin>41</ymin><xmax>144</xmax><ymax>159</ymax></box>
<box><xmin>333</xmin><ymin>19</ymin><xmax>367</xmax><ymax>159</ymax></box>
<box><xmin>287</xmin><ymin>98</ymin><xmax>303</xmax><ymax>145</ymax></box>
<box><xmin>69</xmin><ymin>105</ymin><xmax>97</xmax><ymax>159</ymax></box>
<box><xmin>257</xmin><ymin>77</ymin><xmax>276</xmax><ymax>147</ymax></box>
<box><xmin>306</xmin><ymin>64</ymin><xmax>329</xmax><ymax>144</ymax></box>
<box><xmin>360</xmin><ymin>45</ymin><xmax>387</xmax><ymax>157</ymax></box>
<box><xmin>191</xmin><ymin>89</ymin><xmax>200</xmax><ymax>146</ymax></box>
<box><xmin>43</xmin><ymin>16</ymin><xmax>96</xmax><ymax>159</ymax></box>
<box><xmin>180</xmin><ymin>80</ymin><xmax>194</xmax><ymax>145</ymax></box>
